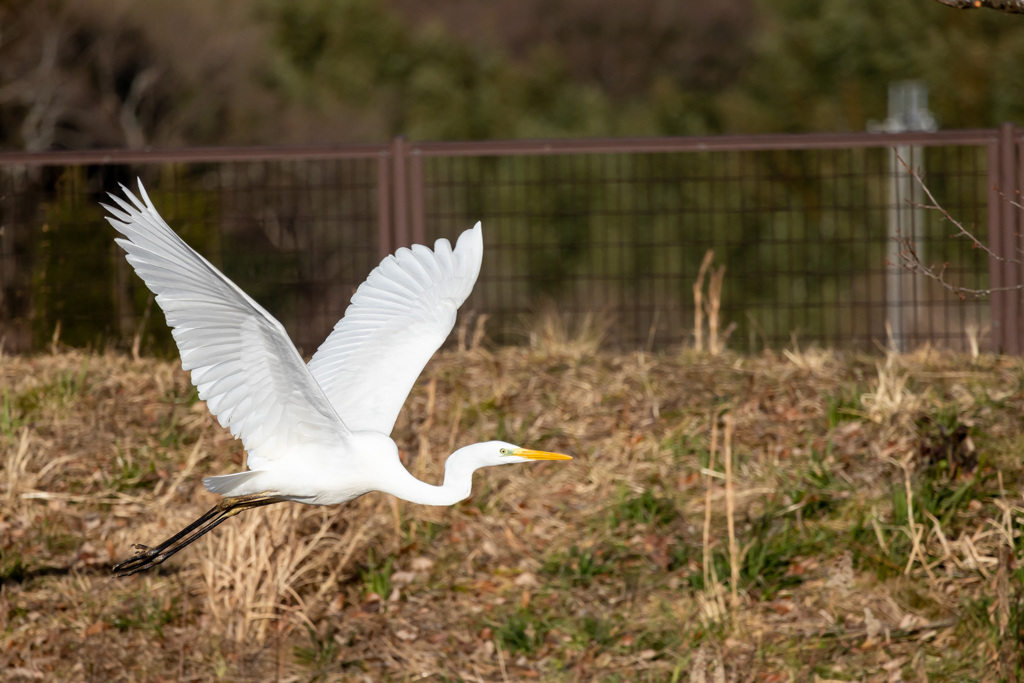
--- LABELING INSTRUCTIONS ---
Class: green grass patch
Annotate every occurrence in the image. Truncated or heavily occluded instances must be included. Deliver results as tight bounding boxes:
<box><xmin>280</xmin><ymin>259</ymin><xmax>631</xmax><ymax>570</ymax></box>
<box><xmin>0</xmin><ymin>388</ymin><xmax>26</xmax><ymax>439</ymax></box>
<box><xmin>294</xmin><ymin>624</ymin><xmax>340</xmax><ymax>677</ymax></box>
<box><xmin>826</xmin><ymin>389</ymin><xmax>864</xmax><ymax>427</ymax></box>
<box><xmin>110</xmin><ymin>593</ymin><xmax>178</xmax><ymax>637</ymax></box>
<box><xmin>491</xmin><ymin>608</ymin><xmax>551</xmax><ymax>656</ymax></box>
<box><xmin>542</xmin><ymin>543</ymin><xmax>621</xmax><ymax>588</ymax></box>
<box><xmin>608</xmin><ymin>488</ymin><xmax>677</xmax><ymax>528</ymax></box>
<box><xmin>361</xmin><ymin>550</ymin><xmax>394</xmax><ymax>599</ymax></box>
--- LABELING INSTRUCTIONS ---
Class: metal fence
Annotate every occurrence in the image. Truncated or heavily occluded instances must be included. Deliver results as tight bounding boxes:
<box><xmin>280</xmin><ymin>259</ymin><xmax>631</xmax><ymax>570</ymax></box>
<box><xmin>1</xmin><ymin>125</ymin><xmax>1022</xmax><ymax>355</ymax></box>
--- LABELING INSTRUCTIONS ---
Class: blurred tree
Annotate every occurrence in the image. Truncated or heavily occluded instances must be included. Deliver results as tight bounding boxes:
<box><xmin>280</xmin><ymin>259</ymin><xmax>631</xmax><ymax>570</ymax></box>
<box><xmin>1</xmin><ymin>0</ymin><xmax>1020</xmax><ymax>150</ymax></box>
<box><xmin>385</xmin><ymin>0</ymin><xmax>757</xmax><ymax>136</ymax></box>
<box><xmin>389</xmin><ymin>0</ymin><xmax>756</xmax><ymax>96</ymax></box>
<box><xmin>720</xmin><ymin>0</ymin><xmax>1024</xmax><ymax>133</ymax></box>
<box><xmin>0</xmin><ymin>0</ymin><xmax>384</xmax><ymax>150</ymax></box>
<box><xmin>256</xmin><ymin>0</ymin><xmax>619</xmax><ymax>140</ymax></box>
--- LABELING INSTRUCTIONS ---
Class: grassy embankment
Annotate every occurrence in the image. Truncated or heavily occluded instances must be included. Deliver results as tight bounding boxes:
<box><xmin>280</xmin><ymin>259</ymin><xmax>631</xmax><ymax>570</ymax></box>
<box><xmin>2</xmin><ymin>323</ymin><xmax>1024</xmax><ymax>681</ymax></box>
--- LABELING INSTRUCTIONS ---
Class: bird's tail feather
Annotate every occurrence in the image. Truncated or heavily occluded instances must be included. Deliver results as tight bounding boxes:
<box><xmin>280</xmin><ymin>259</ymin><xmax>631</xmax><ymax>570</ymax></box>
<box><xmin>203</xmin><ymin>471</ymin><xmax>262</xmax><ymax>496</ymax></box>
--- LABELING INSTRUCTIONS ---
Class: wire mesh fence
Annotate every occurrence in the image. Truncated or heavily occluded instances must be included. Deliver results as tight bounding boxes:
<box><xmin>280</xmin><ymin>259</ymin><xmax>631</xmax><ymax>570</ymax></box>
<box><xmin>1</xmin><ymin>127</ymin><xmax>1020</xmax><ymax>355</ymax></box>
<box><xmin>1</xmin><ymin>152</ymin><xmax>385</xmax><ymax>356</ymax></box>
<box><xmin>409</xmin><ymin>142</ymin><xmax>993</xmax><ymax>351</ymax></box>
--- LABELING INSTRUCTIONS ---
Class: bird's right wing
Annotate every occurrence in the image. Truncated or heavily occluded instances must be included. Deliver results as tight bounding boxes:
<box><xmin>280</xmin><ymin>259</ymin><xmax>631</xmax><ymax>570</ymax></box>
<box><xmin>307</xmin><ymin>224</ymin><xmax>483</xmax><ymax>436</ymax></box>
<box><xmin>104</xmin><ymin>182</ymin><xmax>351</xmax><ymax>471</ymax></box>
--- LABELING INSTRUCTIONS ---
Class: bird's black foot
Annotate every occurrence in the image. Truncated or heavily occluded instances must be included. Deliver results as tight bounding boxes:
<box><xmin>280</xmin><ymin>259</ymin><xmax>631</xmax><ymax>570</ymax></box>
<box><xmin>112</xmin><ymin>545</ymin><xmax>167</xmax><ymax>577</ymax></box>
<box><xmin>111</xmin><ymin>492</ymin><xmax>285</xmax><ymax>578</ymax></box>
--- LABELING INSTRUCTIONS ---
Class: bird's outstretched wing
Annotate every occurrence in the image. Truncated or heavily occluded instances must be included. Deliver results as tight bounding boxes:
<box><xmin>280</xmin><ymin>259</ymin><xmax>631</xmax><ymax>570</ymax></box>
<box><xmin>307</xmin><ymin>224</ymin><xmax>483</xmax><ymax>435</ymax></box>
<box><xmin>104</xmin><ymin>182</ymin><xmax>351</xmax><ymax>471</ymax></box>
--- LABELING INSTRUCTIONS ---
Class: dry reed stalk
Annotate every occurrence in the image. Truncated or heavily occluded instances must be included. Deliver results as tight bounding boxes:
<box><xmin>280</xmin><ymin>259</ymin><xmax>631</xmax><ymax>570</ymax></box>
<box><xmin>701</xmin><ymin>414</ymin><xmax>728</xmax><ymax>622</ymax></box>
<box><xmin>693</xmin><ymin>250</ymin><xmax>715</xmax><ymax>352</ymax></box>
<box><xmin>925</xmin><ymin>510</ymin><xmax>954</xmax><ymax>567</ymax></box>
<box><xmin>900</xmin><ymin>457</ymin><xmax>919</xmax><ymax>577</ymax></box>
<box><xmin>898</xmin><ymin>456</ymin><xmax>936</xmax><ymax>581</ymax></box>
<box><xmin>446</xmin><ymin>397</ymin><xmax>465</xmax><ymax>455</ymax></box>
<box><xmin>688</xmin><ymin>645</ymin><xmax>727</xmax><ymax>683</ymax></box>
<box><xmin>861</xmin><ymin>351</ymin><xmax>921</xmax><ymax>432</ymax></box>
<box><xmin>526</xmin><ymin>303</ymin><xmax>609</xmax><ymax>358</ymax></box>
<box><xmin>723</xmin><ymin>414</ymin><xmax>739</xmax><ymax>607</ymax></box>
<box><xmin>49</xmin><ymin>320</ymin><xmax>61</xmax><ymax>355</ymax></box>
<box><xmin>495</xmin><ymin>638</ymin><xmax>510</xmax><ymax>683</ymax></box>
<box><xmin>471</xmin><ymin>313</ymin><xmax>488</xmax><ymax>350</ymax></box>
<box><xmin>702</xmin><ymin>417</ymin><xmax>718</xmax><ymax>595</ymax></box>
<box><xmin>712</xmin><ymin>659</ymin><xmax>726</xmax><ymax>683</ymax></box>
<box><xmin>992</xmin><ymin>473</ymin><xmax>1022</xmax><ymax>682</ymax></box>
<box><xmin>415</xmin><ymin>377</ymin><xmax>438</xmax><ymax>483</ymax></box>
<box><xmin>198</xmin><ymin>500</ymin><xmax>373</xmax><ymax>642</ymax></box>
<box><xmin>959</xmin><ymin>531</ymin><xmax>995</xmax><ymax>579</ymax></box>
<box><xmin>964</xmin><ymin>323</ymin><xmax>981</xmax><ymax>360</ymax></box>
<box><xmin>782</xmin><ymin>346</ymin><xmax>834</xmax><ymax>375</ymax></box>
<box><xmin>156</xmin><ymin>437</ymin><xmax>206</xmax><ymax>508</ymax></box>
<box><xmin>706</xmin><ymin>263</ymin><xmax>725</xmax><ymax>356</ymax></box>
<box><xmin>130</xmin><ymin>294</ymin><xmax>155</xmax><ymax>362</ymax></box>
<box><xmin>691</xmin><ymin>250</ymin><xmax>734</xmax><ymax>355</ymax></box>
<box><xmin>4</xmin><ymin>429</ymin><xmax>32</xmax><ymax>506</ymax></box>
<box><xmin>688</xmin><ymin>645</ymin><xmax>707</xmax><ymax>683</ymax></box>
<box><xmin>996</xmin><ymin>543</ymin><xmax>1017</xmax><ymax>683</ymax></box>
<box><xmin>454</xmin><ymin>310</ymin><xmax>490</xmax><ymax>352</ymax></box>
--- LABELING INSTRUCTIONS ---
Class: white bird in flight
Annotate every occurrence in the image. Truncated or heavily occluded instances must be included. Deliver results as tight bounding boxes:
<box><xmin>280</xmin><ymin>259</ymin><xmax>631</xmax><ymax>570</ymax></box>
<box><xmin>104</xmin><ymin>181</ymin><xmax>571</xmax><ymax>577</ymax></box>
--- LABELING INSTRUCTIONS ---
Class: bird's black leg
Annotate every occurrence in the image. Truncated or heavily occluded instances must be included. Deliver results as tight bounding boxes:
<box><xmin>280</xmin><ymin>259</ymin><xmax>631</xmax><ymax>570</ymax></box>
<box><xmin>112</xmin><ymin>492</ymin><xmax>285</xmax><ymax>577</ymax></box>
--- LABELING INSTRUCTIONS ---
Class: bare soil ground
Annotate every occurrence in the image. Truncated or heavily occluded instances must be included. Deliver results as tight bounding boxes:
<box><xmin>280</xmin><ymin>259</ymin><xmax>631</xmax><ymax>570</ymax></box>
<box><xmin>2</xmin><ymin>343</ymin><xmax>1023</xmax><ymax>682</ymax></box>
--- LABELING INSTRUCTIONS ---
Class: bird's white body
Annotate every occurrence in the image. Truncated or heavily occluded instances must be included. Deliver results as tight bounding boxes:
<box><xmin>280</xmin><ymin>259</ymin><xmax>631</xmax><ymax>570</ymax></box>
<box><xmin>206</xmin><ymin>433</ymin><xmax>512</xmax><ymax>507</ymax></box>
<box><xmin>102</xmin><ymin>181</ymin><xmax>570</xmax><ymax>542</ymax></box>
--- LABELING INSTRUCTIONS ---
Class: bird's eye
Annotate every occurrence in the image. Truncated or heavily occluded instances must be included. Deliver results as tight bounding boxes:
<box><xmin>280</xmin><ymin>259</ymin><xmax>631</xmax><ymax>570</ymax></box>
<box><xmin>499</xmin><ymin>448</ymin><xmax>509</xmax><ymax>456</ymax></box>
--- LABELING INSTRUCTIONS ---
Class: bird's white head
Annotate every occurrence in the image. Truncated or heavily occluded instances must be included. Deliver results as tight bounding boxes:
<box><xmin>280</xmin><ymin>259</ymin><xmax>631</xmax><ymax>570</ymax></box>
<box><xmin>501</xmin><ymin>440</ymin><xmax>572</xmax><ymax>465</ymax></box>
<box><xmin>446</xmin><ymin>440</ymin><xmax>572</xmax><ymax>478</ymax></box>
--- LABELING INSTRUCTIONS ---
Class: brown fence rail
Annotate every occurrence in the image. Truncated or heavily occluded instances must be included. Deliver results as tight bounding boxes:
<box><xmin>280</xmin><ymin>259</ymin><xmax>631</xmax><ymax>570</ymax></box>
<box><xmin>1</xmin><ymin>125</ymin><xmax>1021</xmax><ymax>355</ymax></box>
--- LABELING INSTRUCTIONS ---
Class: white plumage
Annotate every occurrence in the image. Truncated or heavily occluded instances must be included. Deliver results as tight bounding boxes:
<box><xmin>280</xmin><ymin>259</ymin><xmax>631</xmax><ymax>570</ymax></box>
<box><xmin>104</xmin><ymin>181</ymin><xmax>570</xmax><ymax>577</ymax></box>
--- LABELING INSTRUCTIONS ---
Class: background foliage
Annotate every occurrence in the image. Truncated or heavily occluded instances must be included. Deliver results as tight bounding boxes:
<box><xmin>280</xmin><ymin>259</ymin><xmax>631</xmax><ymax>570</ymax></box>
<box><xmin>1</xmin><ymin>0</ymin><xmax>1022</xmax><ymax>151</ymax></box>
<box><xmin>0</xmin><ymin>0</ymin><xmax>1019</xmax><ymax>353</ymax></box>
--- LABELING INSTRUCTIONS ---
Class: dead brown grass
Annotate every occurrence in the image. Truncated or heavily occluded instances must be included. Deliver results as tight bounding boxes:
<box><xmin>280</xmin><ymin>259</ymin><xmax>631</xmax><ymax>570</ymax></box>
<box><xmin>1</xmin><ymin>344</ymin><xmax>1024</xmax><ymax>681</ymax></box>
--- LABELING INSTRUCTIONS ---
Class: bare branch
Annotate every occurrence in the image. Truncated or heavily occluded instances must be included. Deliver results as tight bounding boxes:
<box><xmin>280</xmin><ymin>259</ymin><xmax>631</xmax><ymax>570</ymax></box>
<box><xmin>889</xmin><ymin>245</ymin><xmax>1024</xmax><ymax>300</ymax></box>
<box><xmin>892</xmin><ymin>155</ymin><xmax>1024</xmax><ymax>299</ymax></box>
<box><xmin>932</xmin><ymin>0</ymin><xmax>1024</xmax><ymax>12</ymax></box>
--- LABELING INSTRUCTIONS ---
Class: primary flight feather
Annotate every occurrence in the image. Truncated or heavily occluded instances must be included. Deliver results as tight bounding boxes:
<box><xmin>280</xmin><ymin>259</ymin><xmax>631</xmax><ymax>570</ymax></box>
<box><xmin>105</xmin><ymin>181</ymin><xmax>571</xmax><ymax>577</ymax></box>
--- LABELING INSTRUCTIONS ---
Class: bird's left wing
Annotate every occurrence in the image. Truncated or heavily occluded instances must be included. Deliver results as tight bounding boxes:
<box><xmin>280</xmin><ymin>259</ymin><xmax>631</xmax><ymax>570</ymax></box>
<box><xmin>307</xmin><ymin>223</ymin><xmax>483</xmax><ymax>435</ymax></box>
<box><xmin>104</xmin><ymin>182</ymin><xmax>351</xmax><ymax>470</ymax></box>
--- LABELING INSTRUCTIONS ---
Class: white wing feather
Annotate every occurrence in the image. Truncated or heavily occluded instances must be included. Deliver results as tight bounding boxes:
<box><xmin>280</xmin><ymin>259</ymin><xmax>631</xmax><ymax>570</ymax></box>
<box><xmin>104</xmin><ymin>182</ymin><xmax>351</xmax><ymax>471</ymax></box>
<box><xmin>307</xmin><ymin>223</ymin><xmax>483</xmax><ymax>435</ymax></box>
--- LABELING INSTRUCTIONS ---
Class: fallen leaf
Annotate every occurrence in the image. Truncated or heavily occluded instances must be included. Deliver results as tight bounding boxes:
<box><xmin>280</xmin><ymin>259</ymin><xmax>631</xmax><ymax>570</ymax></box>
<box><xmin>394</xmin><ymin>628</ymin><xmax>417</xmax><ymax>641</ymax></box>
<box><xmin>411</xmin><ymin>557</ymin><xmax>434</xmax><ymax>572</ymax></box>
<box><xmin>514</xmin><ymin>572</ymin><xmax>538</xmax><ymax>587</ymax></box>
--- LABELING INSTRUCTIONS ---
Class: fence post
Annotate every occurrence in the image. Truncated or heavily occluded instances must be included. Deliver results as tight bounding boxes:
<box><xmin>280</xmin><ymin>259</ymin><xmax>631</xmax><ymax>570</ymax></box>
<box><xmin>886</xmin><ymin>144</ymin><xmax>922</xmax><ymax>352</ymax></box>
<box><xmin>988</xmin><ymin>138</ymin><xmax>1007</xmax><ymax>352</ymax></box>
<box><xmin>993</xmin><ymin>123</ymin><xmax>1022</xmax><ymax>354</ymax></box>
<box><xmin>1018</xmin><ymin>125</ymin><xmax>1024</xmax><ymax>353</ymax></box>
<box><xmin>877</xmin><ymin>81</ymin><xmax>935</xmax><ymax>352</ymax></box>
<box><xmin>1011</xmin><ymin>123</ymin><xmax>1019</xmax><ymax>356</ymax></box>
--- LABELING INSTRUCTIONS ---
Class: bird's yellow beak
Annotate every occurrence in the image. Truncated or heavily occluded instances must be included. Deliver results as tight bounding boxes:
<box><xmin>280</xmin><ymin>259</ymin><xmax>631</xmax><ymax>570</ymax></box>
<box><xmin>514</xmin><ymin>448</ymin><xmax>573</xmax><ymax>461</ymax></box>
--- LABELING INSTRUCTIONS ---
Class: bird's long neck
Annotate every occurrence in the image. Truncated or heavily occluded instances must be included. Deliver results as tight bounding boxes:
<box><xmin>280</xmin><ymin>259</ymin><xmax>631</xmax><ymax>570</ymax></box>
<box><xmin>379</xmin><ymin>453</ymin><xmax>477</xmax><ymax>506</ymax></box>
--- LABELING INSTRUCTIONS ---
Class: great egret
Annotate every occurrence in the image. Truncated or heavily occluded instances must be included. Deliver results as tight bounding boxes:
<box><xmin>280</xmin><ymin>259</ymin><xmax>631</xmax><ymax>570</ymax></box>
<box><xmin>105</xmin><ymin>181</ymin><xmax>571</xmax><ymax>577</ymax></box>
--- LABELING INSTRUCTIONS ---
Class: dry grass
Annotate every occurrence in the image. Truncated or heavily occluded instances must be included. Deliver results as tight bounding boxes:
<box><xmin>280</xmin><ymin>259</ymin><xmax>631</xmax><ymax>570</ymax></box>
<box><xmin>2</xmin><ymin>343</ymin><xmax>1024</xmax><ymax>681</ymax></box>
<box><xmin>692</xmin><ymin>250</ymin><xmax>735</xmax><ymax>355</ymax></box>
